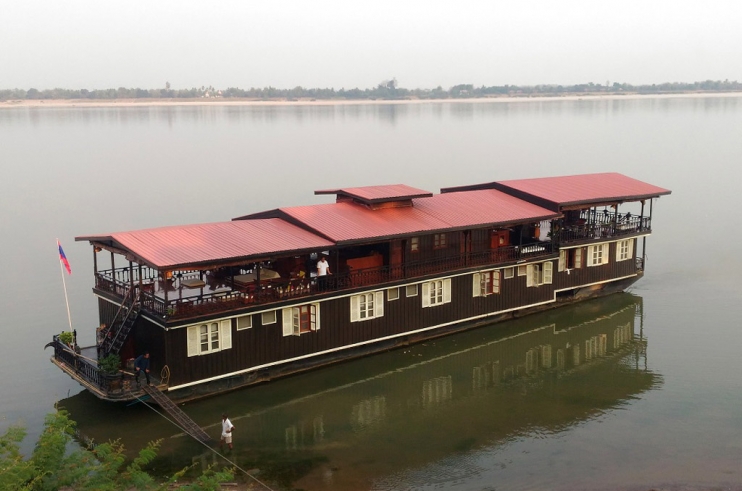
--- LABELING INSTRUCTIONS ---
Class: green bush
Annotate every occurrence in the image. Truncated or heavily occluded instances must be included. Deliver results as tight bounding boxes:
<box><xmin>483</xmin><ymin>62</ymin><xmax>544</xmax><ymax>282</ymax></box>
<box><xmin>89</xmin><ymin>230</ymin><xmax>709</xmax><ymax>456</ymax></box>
<box><xmin>0</xmin><ymin>409</ymin><xmax>234</xmax><ymax>490</ymax></box>
<box><xmin>59</xmin><ymin>331</ymin><xmax>73</xmax><ymax>346</ymax></box>
<box><xmin>99</xmin><ymin>354</ymin><xmax>122</xmax><ymax>375</ymax></box>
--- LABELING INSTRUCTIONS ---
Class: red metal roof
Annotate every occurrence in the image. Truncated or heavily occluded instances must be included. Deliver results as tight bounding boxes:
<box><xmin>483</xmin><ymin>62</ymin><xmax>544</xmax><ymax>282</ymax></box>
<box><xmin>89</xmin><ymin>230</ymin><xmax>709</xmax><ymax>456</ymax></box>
<box><xmin>76</xmin><ymin>219</ymin><xmax>334</xmax><ymax>269</ymax></box>
<box><xmin>494</xmin><ymin>173</ymin><xmax>671</xmax><ymax>209</ymax></box>
<box><xmin>315</xmin><ymin>184</ymin><xmax>432</xmax><ymax>203</ymax></box>
<box><xmin>274</xmin><ymin>189</ymin><xmax>558</xmax><ymax>243</ymax></box>
<box><xmin>81</xmin><ymin>173</ymin><xmax>668</xmax><ymax>268</ymax></box>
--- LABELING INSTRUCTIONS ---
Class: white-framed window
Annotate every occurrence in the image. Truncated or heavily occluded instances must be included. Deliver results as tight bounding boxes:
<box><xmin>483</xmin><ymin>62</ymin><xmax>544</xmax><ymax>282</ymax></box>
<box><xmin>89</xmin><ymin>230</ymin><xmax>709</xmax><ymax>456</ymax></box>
<box><xmin>201</xmin><ymin>323</ymin><xmax>219</xmax><ymax>352</ymax></box>
<box><xmin>187</xmin><ymin>319</ymin><xmax>232</xmax><ymax>357</ymax></box>
<box><xmin>617</xmin><ymin>239</ymin><xmax>634</xmax><ymax>262</ymax></box>
<box><xmin>282</xmin><ymin>303</ymin><xmax>320</xmax><ymax>336</ymax></box>
<box><xmin>504</xmin><ymin>267</ymin><xmax>514</xmax><ymax>279</ymax></box>
<box><xmin>587</xmin><ymin>243</ymin><xmax>609</xmax><ymax>266</ymax></box>
<box><xmin>558</xmin><ymin>250</ymin><xmax>566</xmax><ymax>272</ymax></box>
<box><xmin>517</xmin><ymin>265</ymin><xmax>527</xmax><ymax>276</ymax></box>
<box><xmin>410</xmin><ymin>237</ymin><xmax>419</xmax><ymax>253</ymax></box>
<box><xmin>406</xmin><ymin>284</ymin><xmax>418</xmax><ymax>297</ymax></box>
<box><xmin>350</xmin><ymin>291</ymin><xmax>384</xmax><ymax>322</ymax></box>
<box><xmin>237</xmin><ymin>315</ymin><xmax>252</xmax><ymax>330</ymax></box>
<box><xmin>526</xmin><ymin>261</ymin><xmax>553</xmax><ymax>287</ymax></box>
<box><xmin>433</xmin><ymin>233</ymin><xmax>447</xmax><ymax>249</ymax></box>
<box><xmin>422</xmin><ymin>278</ymin><xmax>451</xmax><ymax>307</ymax></box>
<box><xmin>472</xmin><ymin>270</ymin><xmax>500</xmax><ymax>297</ymax></box>
<box><xmin>262</xmin><ymin>311</ymin><xmax>277</xmax><ymax>325</ymax></box>
<box><xmin>388</xmin><ymin>287</ymin><xmax>400</xmax><ymax>301</ymax></box>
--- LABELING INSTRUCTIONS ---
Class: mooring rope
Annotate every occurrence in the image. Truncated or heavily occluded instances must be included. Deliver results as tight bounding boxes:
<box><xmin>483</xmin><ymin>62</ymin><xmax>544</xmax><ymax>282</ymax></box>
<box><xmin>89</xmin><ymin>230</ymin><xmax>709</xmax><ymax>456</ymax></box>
<box><xmin>132</xmin><ymin>393</ymin><xmax>276</xmax><ymax>491</ymax></box>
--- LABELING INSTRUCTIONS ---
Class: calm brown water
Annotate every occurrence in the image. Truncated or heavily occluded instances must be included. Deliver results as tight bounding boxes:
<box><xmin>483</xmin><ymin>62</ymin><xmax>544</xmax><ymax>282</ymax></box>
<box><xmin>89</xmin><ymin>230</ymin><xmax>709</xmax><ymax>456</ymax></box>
<box><xmin>1</xmin><ymin>97</ymin><xmax>741</xmax><ymax>490</ymax></box>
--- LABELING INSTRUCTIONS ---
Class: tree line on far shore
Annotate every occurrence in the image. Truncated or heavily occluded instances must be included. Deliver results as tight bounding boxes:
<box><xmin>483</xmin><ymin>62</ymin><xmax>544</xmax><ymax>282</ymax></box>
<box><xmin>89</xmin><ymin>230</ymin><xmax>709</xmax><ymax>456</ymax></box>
<box><xmin>2</xmin><ymin>79</ymin><xmax>742</xmax><ymax>101</ymax></box>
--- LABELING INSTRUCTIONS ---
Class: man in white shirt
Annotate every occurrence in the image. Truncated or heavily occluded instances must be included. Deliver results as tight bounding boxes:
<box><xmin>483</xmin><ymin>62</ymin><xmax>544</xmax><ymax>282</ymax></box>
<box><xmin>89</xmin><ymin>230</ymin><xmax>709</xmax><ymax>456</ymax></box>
<box><xmin>317</xmin><ymin>256</ymin><xmax>330</xmax><ymax>276</ymax></box>
<box><xmin>220</xmin><ymin>413</ymin><xmax>234</xmax><ymax>450</ymax></box>
<box><xmin>317</xmin><ymin>255</ymin><xmax>331</xmax><ymax>290</ymax></box>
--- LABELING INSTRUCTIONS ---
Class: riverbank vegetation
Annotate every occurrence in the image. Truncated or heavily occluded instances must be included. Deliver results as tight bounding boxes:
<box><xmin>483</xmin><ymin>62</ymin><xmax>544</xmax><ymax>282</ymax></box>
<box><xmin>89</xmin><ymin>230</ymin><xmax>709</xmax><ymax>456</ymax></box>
<box><xmin>2</xmin><ymin>79</ymin><xmax>741</xmax><ymax>102</ymax></box>
<box><xmin>0</xmin><ymin>410</ymin><xmax>233</xmax><ymax>490</ymax></box>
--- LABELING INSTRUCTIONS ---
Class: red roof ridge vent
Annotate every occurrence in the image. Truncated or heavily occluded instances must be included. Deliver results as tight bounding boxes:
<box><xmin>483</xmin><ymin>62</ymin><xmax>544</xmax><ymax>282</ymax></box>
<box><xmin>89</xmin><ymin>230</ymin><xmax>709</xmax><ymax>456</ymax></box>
<box><xmin>315</xmin><ymin>184</ymin><xmax>433</xmax><ymax>210</ymax></box>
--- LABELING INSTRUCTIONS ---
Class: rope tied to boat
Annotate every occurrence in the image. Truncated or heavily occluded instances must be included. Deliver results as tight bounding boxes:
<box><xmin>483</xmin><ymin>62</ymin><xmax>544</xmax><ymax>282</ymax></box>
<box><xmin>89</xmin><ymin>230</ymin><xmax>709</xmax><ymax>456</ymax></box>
<box><xmin>132</xmin><ymin>393</ymin><xmax>276</xmax><ymax>491</ymax></box>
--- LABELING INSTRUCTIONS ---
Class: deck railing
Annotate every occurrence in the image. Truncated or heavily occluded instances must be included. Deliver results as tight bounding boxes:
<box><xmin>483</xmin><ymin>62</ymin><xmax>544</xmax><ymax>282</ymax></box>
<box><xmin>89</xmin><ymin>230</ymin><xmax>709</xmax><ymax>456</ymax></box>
<box><xmin>559</xmin><ymin>216</ymin><xmax>650</xmax><ymax>244</ymax></box>
<box><xmin>94</xmin><ymin>242</ymin><xmax>554</xmax><ymax>320</ymax></box>
<box><xmin>47</xmin><ymin>335</ymin><xmax>134</xmax><ymax>399</ymax></box>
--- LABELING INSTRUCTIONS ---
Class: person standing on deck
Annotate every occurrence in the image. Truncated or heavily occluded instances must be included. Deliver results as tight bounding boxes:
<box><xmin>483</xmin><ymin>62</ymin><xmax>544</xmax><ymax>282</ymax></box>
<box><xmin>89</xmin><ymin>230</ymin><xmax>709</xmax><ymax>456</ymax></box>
<box><xmin>134</xmin><ymin>352</ymin><xmax>151</xmax><ymax>386</ymax></box>
<box><xmin>316</xmin><ymin>255</ymin><xmax>331</xmax><ymax>291</ymax></box>
<box><xmin>220</xmin><ymin>413</ymin><xmax>235</xmax><ymax>450</ymax></box>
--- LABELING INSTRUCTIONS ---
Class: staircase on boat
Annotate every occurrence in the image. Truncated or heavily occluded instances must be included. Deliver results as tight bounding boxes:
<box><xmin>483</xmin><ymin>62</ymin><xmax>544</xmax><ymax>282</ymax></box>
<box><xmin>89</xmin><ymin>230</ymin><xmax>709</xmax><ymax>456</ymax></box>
<box><xmin>101</xmin><ymin>287</ymin><xmax>140</xmax><ymax>355</ymax></box>
<box><xmin>141</xmin><ymin>385</ymin><xmax>212</xmax><ymax>444</ymax></box>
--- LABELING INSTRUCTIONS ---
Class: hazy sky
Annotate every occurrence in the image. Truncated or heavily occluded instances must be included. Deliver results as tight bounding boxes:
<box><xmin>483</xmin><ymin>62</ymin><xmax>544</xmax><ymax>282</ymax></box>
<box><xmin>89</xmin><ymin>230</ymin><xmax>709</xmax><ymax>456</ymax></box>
<box><xmin>3</xmin><ymin>0</ymin><xmax>741</xmax><ymax>90</ymax></box>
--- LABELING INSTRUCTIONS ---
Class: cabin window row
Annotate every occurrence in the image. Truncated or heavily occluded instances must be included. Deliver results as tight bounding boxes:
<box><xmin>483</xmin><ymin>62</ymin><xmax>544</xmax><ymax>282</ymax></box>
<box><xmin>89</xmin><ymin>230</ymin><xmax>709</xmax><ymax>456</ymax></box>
<box><xmin>473</xmin><ymin>261</ymin><xmax>553</xmax><ymax>296</ymax></box>
<box><xmin>557</xmin><ymin>239</ymin><xmax>634</xmax><ymax>271</ymax></box>
<box><xmin>409</xmin><ymin>233</ymin><xmax>448</xmax><ymax>253</ymax></box>
<box><xmin>236</xmin><ymin>310</ymin><xmax>276</xmax><ymax>330</ymax></box>
<box><xmin>350</xmin><ymin>279</ymin><xmax>452</xmax><ymax>322</ymax></box>
<box><xmin>238</xmin><ymin>304</ymin><xmax>322</xmax><ymax>338</ymax></box>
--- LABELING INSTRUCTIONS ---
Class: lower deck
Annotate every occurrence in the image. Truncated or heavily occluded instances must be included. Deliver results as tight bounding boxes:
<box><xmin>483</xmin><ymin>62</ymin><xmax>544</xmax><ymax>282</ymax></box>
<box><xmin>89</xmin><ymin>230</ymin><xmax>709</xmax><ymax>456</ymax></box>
<box><xmin>51</xmin><ymin>270</ymin><xmax>640</xmax><ymax>403</ymax></box>
<box><xmin>48</xmin><ymin>342</ymin><xmax>168</xmax><ymax>402</ymax></box>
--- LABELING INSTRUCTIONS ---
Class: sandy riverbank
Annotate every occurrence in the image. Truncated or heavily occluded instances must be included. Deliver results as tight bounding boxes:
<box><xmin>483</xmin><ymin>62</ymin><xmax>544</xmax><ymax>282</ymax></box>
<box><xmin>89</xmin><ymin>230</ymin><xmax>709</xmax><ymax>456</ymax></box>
<box><xmin>1</xmin><ymin>92</ymin><xmax>741</xmax><ymax>109</ymax></box>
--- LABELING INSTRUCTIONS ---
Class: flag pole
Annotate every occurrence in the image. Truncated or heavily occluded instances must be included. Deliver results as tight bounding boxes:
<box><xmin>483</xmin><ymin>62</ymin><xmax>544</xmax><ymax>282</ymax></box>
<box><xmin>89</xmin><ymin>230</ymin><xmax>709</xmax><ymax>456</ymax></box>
<box><xmin>57</xmin><ymin>238</ymin><xmax>73</xmax><ymax>332</ymax></box>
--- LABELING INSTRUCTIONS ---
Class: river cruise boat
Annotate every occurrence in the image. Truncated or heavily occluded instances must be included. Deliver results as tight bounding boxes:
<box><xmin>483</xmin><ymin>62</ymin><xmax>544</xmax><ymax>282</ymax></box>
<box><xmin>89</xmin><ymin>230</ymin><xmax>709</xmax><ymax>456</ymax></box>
<box><xmin>48</xmin><ymin>172</ymin><xmax>670</xmax><ymax>402</ymax></box>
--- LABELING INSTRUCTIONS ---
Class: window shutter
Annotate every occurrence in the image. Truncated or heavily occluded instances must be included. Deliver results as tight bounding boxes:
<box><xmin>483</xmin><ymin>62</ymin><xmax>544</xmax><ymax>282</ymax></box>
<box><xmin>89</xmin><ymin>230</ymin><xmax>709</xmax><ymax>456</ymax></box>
<box><xmin>311</xmin><ymin>303</ymin><xmax>320</xmax><ymax>331</ymax></box>
<box><xmin>350</xmin><ymin>296</ymin><xmax>360</xmax><ymax>322</ymax></box>
<box><xmin>220</xmin><ymin>319</ymin><xmax>232</xmax><ymax>350</ymax></box>
<box><xmin>292</xmin><ymin>307</ymin><xmax>300</xmax><ymax>335</ymax></box>
<box><xmin>472</xmin><ymin>273</ymin><xmax>481</xmax><ymax>297</ymax></box>
<box><xmin>602</xmin><ymin>244</ymin><xmax>609</xmax><ymax>265</ymax></box>
<box><xmin>187</xmin><ymin>326</ymin><xmax>199</xmax><ymax>357</ymax></box>
<box><xmin>543</xmin><ymin>262</ymin><xmax>553</xmax><ymax>284</ymax></box>
<box><xmin>443</xmin><ymin>278</ymin><xmax>451</xmax><ymax>304</ymax></box>
<box><xmin>374</xmin><ymin>291</ymin><xmax>384</xmax><ymax>317</ymax></box>
<box><xmin>587</xmin><ymin>245</ymin><xmax>595</xmax><ymax>266</ymax></box>
<box><xmin>526</xmin><ymin>265</ymin><xmax>534</xmax><ymax>287</ymax></box>
<box><xmin>422</xmin><ymin>282</ymin><xmax>431</xmax><ymax>308</ymax></box>
<box><xmin>628</xmin><ymin>239</ymin><xmax>634</xmax><ymax>260</ymax></box>
<box><xmin>575</xmin><ymin>248</ymin><xmax>582</xmax><ymax>268</ymax></box>
<box><xmin>282</xmin><ymin>308</ymin><xmax>293</xmax><ymax>336</ymax></box>
<box><xmin>558</xmin><ymin>250</ymin><xmax>566</xmax><ymax>272</ymax></box>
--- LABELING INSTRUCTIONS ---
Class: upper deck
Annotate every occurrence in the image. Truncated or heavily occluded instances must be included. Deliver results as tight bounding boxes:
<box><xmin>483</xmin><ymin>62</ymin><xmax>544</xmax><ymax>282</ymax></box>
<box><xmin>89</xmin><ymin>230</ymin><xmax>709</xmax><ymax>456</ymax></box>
<box><xmin>93</xmin><ymin>240</ymin><xmax>557</xmax><ymax>323</ymax></box>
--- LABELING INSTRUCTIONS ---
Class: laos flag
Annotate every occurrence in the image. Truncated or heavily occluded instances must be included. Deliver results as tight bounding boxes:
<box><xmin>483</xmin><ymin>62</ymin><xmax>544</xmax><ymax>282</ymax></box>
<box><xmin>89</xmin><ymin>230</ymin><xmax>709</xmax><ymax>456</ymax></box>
<box><xmin>58</xmin><ymin>240</ymin><xmax>72</xmax><ymax>275</ymax></box>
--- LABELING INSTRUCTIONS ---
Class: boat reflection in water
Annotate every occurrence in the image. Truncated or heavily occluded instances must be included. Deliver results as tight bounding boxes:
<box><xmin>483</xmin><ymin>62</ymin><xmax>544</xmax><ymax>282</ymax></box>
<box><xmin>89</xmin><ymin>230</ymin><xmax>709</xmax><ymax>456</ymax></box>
<box><xmin>59</xmin><ymin>292</ymin><xmax>659</xmax><ymax>490</ymax></box>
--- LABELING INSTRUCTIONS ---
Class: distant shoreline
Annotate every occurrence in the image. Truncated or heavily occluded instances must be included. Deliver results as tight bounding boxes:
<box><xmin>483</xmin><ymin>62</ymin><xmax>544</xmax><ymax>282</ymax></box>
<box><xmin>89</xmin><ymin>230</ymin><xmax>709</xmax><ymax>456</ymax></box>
<box><xmin>2</xmin><ymin>91</ymin><xmax>741</xmax><ymax>109</ymax></box>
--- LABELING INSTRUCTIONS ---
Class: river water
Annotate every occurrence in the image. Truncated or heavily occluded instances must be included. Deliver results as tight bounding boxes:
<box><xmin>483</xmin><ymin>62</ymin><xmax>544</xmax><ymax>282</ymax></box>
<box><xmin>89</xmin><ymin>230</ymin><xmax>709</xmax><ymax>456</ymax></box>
<box><xmin>1</xmin><ymin>97</ymin><xmax>741</xmax><ymax>490</ymax></box>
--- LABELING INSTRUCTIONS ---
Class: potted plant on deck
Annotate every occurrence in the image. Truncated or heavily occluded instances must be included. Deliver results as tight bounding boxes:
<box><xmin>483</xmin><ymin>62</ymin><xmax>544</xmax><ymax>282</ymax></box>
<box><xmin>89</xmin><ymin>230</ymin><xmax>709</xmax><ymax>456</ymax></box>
<box><xmin>98</xmin><ymin>353</ymin><xmax>122</xmax><ymax>391</ymax></box>
<box><xmin>59</xmin><ymin>331</ymin><xmax>73</xmax><ymax>348</ymax></box>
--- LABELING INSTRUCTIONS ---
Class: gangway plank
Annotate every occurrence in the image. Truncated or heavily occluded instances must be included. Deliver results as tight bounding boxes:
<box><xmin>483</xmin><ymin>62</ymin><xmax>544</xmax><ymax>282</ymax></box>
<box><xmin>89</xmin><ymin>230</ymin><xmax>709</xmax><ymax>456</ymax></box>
<box><xmin>140</xmin><ymin>385</ymin><xmax>212</xmax><ymax>444</ymax></box>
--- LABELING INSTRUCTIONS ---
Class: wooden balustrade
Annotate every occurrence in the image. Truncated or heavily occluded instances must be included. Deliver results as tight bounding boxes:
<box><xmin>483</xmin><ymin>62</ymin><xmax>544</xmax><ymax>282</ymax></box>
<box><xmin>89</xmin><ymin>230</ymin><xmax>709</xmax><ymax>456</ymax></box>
<box><xmin>48</xmin><ymin>335</ymin><xmax>135</xmax><ymax>399</ymax></box>
<box><xmin>559</xmin><ymin>217</ymin><xmax>650</xmax><ymax>243</ymax></box>
<box><xmin>94</xmin><ymin>242</ymin><xmax>555</xmax><ymax>320</ymax></box>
